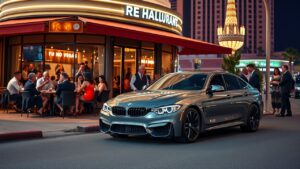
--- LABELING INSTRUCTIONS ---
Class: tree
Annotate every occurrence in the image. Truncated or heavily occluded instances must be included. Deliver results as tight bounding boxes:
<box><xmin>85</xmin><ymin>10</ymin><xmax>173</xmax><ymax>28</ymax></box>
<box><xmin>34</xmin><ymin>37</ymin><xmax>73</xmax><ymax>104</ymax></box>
<box><xmin>221</xmin><ymin>50</ymin><xmax>241</xmax><ymax>74</ymax></box>
<box><xmin>282</xmin><ymin>48</ymin><xmax>300</xmax><ymax>73</ymax></box>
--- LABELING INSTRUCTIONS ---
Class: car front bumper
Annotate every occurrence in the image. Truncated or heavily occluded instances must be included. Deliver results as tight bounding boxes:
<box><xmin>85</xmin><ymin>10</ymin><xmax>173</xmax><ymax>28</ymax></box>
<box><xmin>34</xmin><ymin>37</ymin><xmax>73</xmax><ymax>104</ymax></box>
<box><xmin>99</xmin><ymin>110</ymin><xmax>183</xmax><ymax>138</ymax></box>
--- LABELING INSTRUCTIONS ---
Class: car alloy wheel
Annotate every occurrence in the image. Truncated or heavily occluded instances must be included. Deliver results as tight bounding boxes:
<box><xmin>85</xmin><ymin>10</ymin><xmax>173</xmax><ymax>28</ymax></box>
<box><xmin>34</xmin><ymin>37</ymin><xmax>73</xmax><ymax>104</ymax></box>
<box><xmin>181</xmin><ymin>108</ymin><xmax>201</xmax><ymax>143</ymax></box>
<box><xmin>241</xmin><ymin>105</ymin><xmax>260</xmax><ymax>132</ymax></box>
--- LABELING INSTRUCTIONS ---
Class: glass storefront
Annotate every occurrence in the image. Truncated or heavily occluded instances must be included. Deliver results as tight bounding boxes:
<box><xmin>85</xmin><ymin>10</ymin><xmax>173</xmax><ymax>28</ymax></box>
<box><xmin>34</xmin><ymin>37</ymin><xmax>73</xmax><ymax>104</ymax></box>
<box><xmin>5</xmin><ymin>34</ymin><xmax>176</xmax><ymax>95</ymax></box>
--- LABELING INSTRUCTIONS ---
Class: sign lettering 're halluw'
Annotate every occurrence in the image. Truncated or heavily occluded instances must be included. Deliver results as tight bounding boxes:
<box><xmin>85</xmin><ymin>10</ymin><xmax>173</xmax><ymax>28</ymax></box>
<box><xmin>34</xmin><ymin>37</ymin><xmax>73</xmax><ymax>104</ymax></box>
<box><xmin>124</xmin><ymin>5</ymin><xmax>179</xmax><ymax>28</ymax></box>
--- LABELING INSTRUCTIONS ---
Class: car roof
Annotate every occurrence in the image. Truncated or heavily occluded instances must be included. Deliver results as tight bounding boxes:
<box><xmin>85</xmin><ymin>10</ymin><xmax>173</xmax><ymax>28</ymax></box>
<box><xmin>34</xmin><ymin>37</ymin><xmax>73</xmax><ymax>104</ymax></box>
<box><xmin>171</xmin><ymin>71</ymin><xmax>229</xmax><ymax>76</ymax></box>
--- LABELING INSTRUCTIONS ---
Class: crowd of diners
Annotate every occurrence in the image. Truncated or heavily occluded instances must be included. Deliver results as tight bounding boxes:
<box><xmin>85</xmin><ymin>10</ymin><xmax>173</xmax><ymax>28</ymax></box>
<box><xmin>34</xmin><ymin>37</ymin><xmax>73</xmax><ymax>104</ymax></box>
<box><xmin>6</xmin><ymin>62</ymin><xmax>109</xmax><ymax>116</ymax></box>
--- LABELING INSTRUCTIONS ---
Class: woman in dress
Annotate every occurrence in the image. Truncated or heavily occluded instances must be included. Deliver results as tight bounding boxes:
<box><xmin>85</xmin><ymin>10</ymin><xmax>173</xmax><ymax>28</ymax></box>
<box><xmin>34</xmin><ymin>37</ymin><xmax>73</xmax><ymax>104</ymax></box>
<box><xmin>270</xmin><ymin>67</ymin><xmax>281</xmax><ymax>115</ymax></box>
<box><xmin>97</xmin><ymin>75</ymin><xmax>108</xmax><ymax>102</ymax></box>
<box><xmin>75</xmin><ymin>72</ymin><xmax>94</xmax><ymax>115</ymax></box>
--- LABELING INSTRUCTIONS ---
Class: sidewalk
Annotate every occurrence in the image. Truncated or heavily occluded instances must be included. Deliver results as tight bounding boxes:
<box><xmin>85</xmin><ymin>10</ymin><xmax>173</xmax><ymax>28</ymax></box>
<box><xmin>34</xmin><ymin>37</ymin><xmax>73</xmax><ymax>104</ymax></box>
<box><xmin>0</xmin><ymin>110</ymin><xmax>99</xmax><ymax>142</ymax></box>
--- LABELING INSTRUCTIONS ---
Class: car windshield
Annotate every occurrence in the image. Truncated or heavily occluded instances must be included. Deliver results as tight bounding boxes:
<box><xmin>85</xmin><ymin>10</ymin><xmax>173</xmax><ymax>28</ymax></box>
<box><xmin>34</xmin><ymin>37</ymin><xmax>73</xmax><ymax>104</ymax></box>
<box><xmin>148</xmin><ymin>73</ymin><xmax>207</xmax><ymax>90</ymax></box>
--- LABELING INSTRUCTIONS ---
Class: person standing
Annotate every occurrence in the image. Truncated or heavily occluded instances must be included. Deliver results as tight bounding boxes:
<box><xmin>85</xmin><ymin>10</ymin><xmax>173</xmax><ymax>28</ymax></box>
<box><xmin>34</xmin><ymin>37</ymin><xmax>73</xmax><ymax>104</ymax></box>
<box><xmin>130</xmin><ymin>65</ymin><xmax>149</xmax><ymax>91</ymax></box>
<box><xmin>240</xmin><ymin>67</ymin><xmax>249</xmax><ymax>82</ymax></box>
<box><xmin>270</xmin><ymin>68</ymin><xmax>281</xmax><ymax>115</ymax></box>
<box><xmin>6</xmin><ymin>71</ymin><xmax>23</xmax><ymax>110</ymax></box>
<box><xmin>247</xmin><ymin>64</ymin><xmax>261</xmax><ymax>93</ymax></box>
<box><xmin>277</xmin><ymin>65</ymin><xmax>294</xmax><ymax>117</ymax></box>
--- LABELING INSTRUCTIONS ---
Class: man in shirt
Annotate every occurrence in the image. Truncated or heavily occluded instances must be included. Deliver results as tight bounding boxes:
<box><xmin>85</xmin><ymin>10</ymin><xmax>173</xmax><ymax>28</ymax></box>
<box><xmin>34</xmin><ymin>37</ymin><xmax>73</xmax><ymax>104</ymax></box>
<box><xmin>247</xmin><ymin>64</ymin><xmax>261</xmax><ymax>93</ymax></box>
<box><xmin>278</xmin><ymin>65</ymin><xmax>294</xmax><ymax>117</ymax></box>
<box><xmin>6</xmin><ymin>71</ymin><xmax>23</xmax><ymax>110</ymax></box>
<box><xmin>36</xmin><ymin>71</ymin><xmax>55</xmax><ymax>112</ymax></box>
<box><xmin>240</xmin><ymin>67</ymin><xmax>249</xmax><ymax>82</ymax></box>
<box><xmin>24</xmin><ymin>73</ymin><xmax>43</xmax><ymax>114</ymax></box>
<box><xmin>130</xmin><ymin>65</ymin><xmax>149</xmax><ymax>91</ymax></box>
<box><xmin>75</xmin><ymin>62</ymin><xmax>90</xmax><ymax>77</ymax></box>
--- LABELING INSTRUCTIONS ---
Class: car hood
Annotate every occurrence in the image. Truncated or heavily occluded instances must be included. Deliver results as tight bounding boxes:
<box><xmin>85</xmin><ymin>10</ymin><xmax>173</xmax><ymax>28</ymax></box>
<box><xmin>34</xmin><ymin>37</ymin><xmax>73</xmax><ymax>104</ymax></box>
<box><xmin>107</xmin><ymin>90</ymin><xmax>201</xmax><ymax>108</ymax></box>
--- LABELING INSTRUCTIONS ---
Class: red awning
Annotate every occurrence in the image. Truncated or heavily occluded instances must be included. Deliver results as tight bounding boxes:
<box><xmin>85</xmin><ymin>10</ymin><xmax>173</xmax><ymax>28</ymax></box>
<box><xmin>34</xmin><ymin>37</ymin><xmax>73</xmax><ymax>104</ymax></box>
<box><xmin>79</xmin><ymin>17</ymin><xmax>231</xmax><ymax>55</ymax></box>
<box><xmin>0</xmin><ymin>17</ymin><xmax>65</xmax><ymax>36</ymax></box>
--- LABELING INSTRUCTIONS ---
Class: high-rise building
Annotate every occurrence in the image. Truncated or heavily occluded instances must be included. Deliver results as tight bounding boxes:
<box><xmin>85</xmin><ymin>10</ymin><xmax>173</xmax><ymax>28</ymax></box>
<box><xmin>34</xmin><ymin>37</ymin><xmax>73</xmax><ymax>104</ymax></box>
<box><xmin>171</xmin><ymin>0</ymin><xmax>275</xmax><ymax>55</ymax></box>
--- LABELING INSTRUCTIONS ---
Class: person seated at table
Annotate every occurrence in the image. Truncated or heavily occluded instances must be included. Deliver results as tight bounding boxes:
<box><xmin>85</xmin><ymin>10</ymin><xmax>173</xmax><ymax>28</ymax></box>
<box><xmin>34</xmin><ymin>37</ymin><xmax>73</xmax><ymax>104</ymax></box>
<box><xmin>50</xmin><ymin>76</ymin><xmax>58</xmax><ymax>89</ymax></box>
<box><xmin>36</xmin><ymin>71</ymin><xmax>55</xmax><ymax>113</ymax></box>
<box><xmin>97</xmin><ymin>75</ymin><xmax>108</xmax><ymax>95</ymax></box>
<box><xmin>6</xmin><ymin>71</ymin><xmax>23</xmax><ymax>111</ymax></box>
<box><xmin>56</xmin><ymin>72</ymin><xmax>75</xmax><ymax>115</ymax></box>
<box><xmin>24</xmin><ymin>73</ymin><xmax>43</xmax><ymax>114</ymax></box>
<box><xmin>75</xmin><ymin>74</ymin><xmax>84</xmax><ymax>89</ymax></box>
<box><xmin>75</xmin><ymin>72</ymin><xmax>94</xmax><ymax>115</ymax></box>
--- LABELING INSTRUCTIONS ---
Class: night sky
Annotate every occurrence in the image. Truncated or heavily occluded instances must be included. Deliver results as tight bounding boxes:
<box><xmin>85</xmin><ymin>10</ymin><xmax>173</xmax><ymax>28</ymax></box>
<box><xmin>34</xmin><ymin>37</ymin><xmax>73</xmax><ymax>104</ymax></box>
<box><xmin>275</xmin><ymin>1</ymin><xmax>300</xmax><ymax>51</ymax></box>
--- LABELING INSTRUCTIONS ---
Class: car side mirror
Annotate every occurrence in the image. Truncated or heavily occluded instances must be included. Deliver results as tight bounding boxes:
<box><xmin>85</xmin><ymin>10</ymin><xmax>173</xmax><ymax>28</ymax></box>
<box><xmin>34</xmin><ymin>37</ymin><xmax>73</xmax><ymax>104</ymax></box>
<box><xmin>206</xmin><ymin>85</ymin><xmax>225</xmax><ymax>95</ymax></box>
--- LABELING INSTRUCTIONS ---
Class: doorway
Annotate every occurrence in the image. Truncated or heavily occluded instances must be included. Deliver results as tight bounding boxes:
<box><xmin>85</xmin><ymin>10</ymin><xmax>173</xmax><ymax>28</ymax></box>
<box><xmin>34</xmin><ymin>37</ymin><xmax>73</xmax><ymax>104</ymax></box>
<box><xmin>113</xmin><ymin>46</ymin><xmax>137</xmax><ymax>97</ymax></box>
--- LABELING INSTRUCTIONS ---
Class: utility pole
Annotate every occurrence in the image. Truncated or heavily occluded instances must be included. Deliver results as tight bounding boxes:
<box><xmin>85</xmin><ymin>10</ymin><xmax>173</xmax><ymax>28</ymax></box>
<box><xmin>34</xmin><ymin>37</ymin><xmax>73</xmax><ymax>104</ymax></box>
<box><xmin>263</xmin><ymin>0</ymin><xmax>271</xmax><ymax>114</ymax></box>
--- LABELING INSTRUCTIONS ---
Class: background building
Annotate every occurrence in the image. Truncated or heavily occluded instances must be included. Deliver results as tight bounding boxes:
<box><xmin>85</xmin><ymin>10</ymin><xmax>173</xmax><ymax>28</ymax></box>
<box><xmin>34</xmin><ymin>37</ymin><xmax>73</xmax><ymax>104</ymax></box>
<box><xmin>172</xmin><ymin>0</ymin><xmax>275</xmax><ymax>55</ymax></box>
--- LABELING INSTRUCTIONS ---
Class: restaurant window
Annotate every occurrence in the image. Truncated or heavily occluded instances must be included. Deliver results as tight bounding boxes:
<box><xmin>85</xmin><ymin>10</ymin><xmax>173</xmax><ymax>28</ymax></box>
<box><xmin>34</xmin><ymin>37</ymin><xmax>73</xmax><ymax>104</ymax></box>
<box><xmin>22</xmin><ymin>45</ymin><xmax>43</xmax><ymax>74</ymax></box>
<box><xmin>11</xmin><ymin>45</ymin><xmax>22</xmax><ymax>75</ymax></box>
<box><xmin>162</xmin><ymin>52</ymin><xmax>172</xmax><ymax>75</ymax></box>
<box><xmin>75</xmin><ymin>45</ymin><xmax>105</xmax><ymax>78</ymax></box>
<box><xmin>45</xmin><ymin>44</ymin><xmax>74</xmax><ymax>80</ymax></box>
<box><xmin>141</xmin><ymin>49</ymin><xmax>154</xmax><ymax>79</ymax></box>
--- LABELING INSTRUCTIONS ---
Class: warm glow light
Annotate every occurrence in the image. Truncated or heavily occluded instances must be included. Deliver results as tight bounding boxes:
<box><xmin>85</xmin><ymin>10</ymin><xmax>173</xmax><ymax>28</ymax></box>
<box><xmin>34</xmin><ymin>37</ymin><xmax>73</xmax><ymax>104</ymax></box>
<box><xmin>217</xmin><ymin>0</ymin><xmax>245</xmax><ymax>53</ymax></box>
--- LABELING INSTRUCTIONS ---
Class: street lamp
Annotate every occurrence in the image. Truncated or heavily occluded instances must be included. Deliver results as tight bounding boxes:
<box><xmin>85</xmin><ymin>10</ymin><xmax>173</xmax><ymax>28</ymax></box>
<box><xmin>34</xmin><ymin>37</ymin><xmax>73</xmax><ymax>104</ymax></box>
<box><xmin>217</xmin><ymin>0</ymin><xmax>245</xmax><ymax>54</ymax></box>
<box><xmin>263</xmin><ymin>0</ymin><xmax>271</xmax><ymax>114</ymax></box>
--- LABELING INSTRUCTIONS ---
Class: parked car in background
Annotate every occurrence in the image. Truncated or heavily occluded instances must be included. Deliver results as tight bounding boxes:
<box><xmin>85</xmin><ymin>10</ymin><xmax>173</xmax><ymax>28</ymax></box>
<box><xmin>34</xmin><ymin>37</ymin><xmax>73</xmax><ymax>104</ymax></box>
<box><xmin>99</xmin><ymin>72</ymin><xmax>263</xmax><ymax>143</ymax></box>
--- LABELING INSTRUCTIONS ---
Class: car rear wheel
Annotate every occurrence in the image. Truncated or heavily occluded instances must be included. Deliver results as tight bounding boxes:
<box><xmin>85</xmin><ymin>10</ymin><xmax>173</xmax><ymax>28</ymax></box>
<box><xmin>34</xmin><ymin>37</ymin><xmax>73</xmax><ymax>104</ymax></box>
<box><xmin>241</xmin><ymin>104</ymin><xmax>260</xmax><ymax>132</ymax></box>
<box><xmin>175</xmin><ymin>108</ymin><xmax>201</xmax><ymax>143</ymax></box>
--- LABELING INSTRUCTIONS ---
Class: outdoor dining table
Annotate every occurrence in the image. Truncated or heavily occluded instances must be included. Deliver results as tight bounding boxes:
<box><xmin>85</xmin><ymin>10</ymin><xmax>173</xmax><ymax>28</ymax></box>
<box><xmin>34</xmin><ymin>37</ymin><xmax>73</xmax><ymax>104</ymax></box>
<box><xmin>40</xmin><ymin>90</ymin><xmax>56</xmax><ymax>116</ymax></box>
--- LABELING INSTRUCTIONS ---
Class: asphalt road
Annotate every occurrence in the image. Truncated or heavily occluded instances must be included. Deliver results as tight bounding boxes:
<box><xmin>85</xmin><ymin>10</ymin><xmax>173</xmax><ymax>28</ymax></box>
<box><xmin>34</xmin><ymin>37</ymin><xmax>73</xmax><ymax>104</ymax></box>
<box><xmin>1</xmin><ymin>100</ymin><xmax>300</xmax><ymax>169</ymax></box>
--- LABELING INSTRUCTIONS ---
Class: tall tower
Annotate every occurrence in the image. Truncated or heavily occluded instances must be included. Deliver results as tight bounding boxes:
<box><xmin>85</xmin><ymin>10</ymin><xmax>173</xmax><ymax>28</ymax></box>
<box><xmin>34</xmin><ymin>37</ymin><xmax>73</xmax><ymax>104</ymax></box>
<box><xmin>217</xmin><ymin>0</ymin><xmax>245</xmax><ymax>53</ymax></box>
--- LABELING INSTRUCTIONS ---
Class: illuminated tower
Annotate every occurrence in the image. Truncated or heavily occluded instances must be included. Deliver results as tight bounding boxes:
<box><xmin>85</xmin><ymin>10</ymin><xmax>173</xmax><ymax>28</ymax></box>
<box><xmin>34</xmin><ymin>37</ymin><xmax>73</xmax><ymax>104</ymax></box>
<box><xmin>217</xmin><ymin>0</ymin><xmax>245</xmax><ymax>54</ymax></box>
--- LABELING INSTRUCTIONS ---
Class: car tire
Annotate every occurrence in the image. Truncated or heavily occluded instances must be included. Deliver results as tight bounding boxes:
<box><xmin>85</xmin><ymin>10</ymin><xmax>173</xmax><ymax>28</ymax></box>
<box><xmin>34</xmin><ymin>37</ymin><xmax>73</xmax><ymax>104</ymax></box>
<box><xmin>175</xmin><ymin>108</ymin><xmax>201</xmax><ymax>143</ymax></box>
<box><xmin>240</xmin><ymin>104</ymin><xmax>260</xmax><ymax>132</ymax></box>
<box><xmin>110</xmin><ymin>133</ymin><xmax>128</xmax><ymax>138</ymax></box>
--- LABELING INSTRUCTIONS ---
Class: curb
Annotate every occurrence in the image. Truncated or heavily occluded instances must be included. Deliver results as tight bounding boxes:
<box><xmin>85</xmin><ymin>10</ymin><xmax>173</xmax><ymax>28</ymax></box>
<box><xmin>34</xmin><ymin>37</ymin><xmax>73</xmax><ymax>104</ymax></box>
<box><xmin>0</xmin><ymin>130</ymin><xmax>43</xmax><ymax>142</ymax></box>
<box><xmin>77</xmin><ymin>125</ymin><xmax>99</xmax><ymax>133</ymax></box>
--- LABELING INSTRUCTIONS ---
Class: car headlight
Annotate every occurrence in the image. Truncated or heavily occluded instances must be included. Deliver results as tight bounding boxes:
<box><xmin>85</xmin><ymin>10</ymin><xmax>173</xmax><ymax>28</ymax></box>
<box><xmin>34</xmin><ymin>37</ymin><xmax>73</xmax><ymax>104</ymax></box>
<box><xmin>101</xmin><ymin>103</ymin><xmax>112</xmax><ymax>116</ymax></box>
<box><xmin>151</xmin><ymin>105</ymin><xmax>181</xmax><ymax>115</ymax></box>
<box><xmin>296</xmin><ymin>87</ymin><xmax>300</xmax><ymax>90</ymax></box>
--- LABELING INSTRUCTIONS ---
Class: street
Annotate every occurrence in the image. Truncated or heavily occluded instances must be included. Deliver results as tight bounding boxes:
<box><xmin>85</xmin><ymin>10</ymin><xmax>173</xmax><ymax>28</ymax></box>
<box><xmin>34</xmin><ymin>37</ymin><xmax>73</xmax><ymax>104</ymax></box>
<box><xmin>1</xmin><ymin>99</ymin><xmax>300</xmax><ymax>169</ymax></box>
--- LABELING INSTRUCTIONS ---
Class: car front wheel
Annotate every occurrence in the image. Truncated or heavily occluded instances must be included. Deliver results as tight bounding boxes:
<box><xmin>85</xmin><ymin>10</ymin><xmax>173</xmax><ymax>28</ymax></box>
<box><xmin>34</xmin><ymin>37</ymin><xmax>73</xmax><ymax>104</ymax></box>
<box><xmin>176</xmin><ymin>108</ymin><xmax>201</xmax><ymax>143</ymax></box>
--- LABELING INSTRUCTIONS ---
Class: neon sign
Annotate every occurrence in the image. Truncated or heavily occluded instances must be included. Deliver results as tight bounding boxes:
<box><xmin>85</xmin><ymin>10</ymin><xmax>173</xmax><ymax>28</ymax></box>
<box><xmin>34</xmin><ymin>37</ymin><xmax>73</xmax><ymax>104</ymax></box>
<box><xmin>124</xmin><ymin>5</ymin><xmax>179</xmax><ymax>27</ymax></box>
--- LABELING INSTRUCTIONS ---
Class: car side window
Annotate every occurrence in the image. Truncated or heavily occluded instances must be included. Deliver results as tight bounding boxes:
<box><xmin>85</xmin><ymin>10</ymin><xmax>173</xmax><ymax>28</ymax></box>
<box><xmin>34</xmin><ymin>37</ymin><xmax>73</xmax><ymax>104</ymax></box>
<box><xmin>223</xmin><ymin>74</ymin><xmax>241</xmax><ymax>90</ymax></box>
<box><xmin>209</xmin><ymin>74</ymin><xmax>225</xmax><ymax>88</ymax></box>
<box><xmin>237</xmin><ymin>77</ymin><xmax>248</xmax><ymax>89</ymax></box>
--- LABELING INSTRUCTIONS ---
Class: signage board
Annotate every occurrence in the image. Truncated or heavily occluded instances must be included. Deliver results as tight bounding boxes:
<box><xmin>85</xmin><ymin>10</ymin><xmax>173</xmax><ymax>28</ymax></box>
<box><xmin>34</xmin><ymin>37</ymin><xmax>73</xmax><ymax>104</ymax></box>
<box><xmin>49</xmin><ymin>21</ymin><xmax>83</xmax><ymax>33</ymax></box>
<box><xmin>124</xmin><ymin>5</ymin><xmax>179</xmax><ymax>28</ymax></box>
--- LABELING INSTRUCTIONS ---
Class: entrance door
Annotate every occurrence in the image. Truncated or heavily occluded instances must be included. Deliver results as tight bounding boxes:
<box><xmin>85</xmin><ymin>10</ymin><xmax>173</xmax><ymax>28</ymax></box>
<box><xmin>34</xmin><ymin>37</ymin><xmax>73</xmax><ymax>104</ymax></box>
<box><xmin>113</xmin><ymin>46</ymin><xmax>136</xmax><ymax>97</ymax></box>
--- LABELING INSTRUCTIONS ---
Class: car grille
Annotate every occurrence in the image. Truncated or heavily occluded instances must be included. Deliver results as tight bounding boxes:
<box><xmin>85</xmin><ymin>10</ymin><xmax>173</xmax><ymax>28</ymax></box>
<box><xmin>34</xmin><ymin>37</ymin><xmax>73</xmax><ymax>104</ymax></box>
<box><xmin>111</xmin><ymin>124</ymin><xmax>146</xmax><ymax>135</ymax></box>
<box><xmin>128</xmin><ymin>107</ymin><xmax>149</xmax><ymax>117</ymax></box>
<box><xmin>112</xmin><ymin>106</ymin><xmax>126</xmax><ymax>116</ymax></box>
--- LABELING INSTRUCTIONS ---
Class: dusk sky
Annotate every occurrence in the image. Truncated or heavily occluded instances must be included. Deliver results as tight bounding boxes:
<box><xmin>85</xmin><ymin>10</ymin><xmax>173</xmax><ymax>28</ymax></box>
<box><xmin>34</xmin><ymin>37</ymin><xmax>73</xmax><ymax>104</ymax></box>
<box><xmin>275</xmin><ymin>1</ymin><xmax>300</xmax><ymax>51</ymax></box>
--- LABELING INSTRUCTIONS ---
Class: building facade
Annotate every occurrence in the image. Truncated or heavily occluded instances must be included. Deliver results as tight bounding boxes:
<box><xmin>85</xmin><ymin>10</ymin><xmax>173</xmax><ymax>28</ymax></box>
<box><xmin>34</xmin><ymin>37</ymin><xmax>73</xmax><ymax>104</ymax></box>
<box><xmin>0</xmin><ymin>0</ymin><xmax>230</xmax><ymax>94</ymax></box>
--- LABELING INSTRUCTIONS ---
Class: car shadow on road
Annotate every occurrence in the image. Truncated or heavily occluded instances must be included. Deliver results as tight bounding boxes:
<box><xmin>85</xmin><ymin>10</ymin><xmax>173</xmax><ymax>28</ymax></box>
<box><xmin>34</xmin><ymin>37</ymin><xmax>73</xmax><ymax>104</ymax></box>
<box><xmin>100</xmin><ymin>126</ymin><xmax>276</xmax><ymax>145</ymax></box>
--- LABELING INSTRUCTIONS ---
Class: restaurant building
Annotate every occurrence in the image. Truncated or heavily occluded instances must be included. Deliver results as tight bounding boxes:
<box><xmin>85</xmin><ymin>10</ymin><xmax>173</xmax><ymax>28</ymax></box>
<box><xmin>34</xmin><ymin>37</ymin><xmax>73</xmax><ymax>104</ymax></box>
<box><xmin>0</xmin><ymin>0</ymin><xmax>231</xmax><ymax>95</ymax></box>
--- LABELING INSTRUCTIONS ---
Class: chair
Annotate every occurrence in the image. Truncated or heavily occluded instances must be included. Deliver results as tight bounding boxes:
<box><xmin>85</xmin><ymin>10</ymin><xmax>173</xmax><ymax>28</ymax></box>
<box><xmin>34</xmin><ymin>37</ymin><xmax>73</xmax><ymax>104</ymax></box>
<box><xmin>3</xmin><ymin>90</ymin><xmax>17</xmax><ymax>114</ymax></box>
<box><xmin>61</xmin><ymin>91</ymin><xmax>76</xmax><ymax>118</ymax></box>
<box><xmin>21</xmin><ymin>91</ymin><xmax>33</xmax><ymax>117</ymax></box>
<box><xmin>83</xmin><ymin>91</ymin><xmax>99</xmax><ymax>114</ymax></box>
